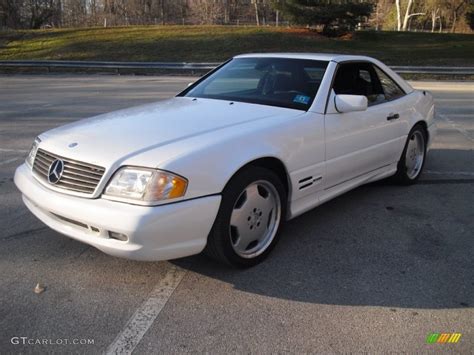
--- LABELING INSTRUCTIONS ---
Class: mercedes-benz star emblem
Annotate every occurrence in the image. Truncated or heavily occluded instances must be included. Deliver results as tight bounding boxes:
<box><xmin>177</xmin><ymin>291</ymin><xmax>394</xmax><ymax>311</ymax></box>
<box><xmin>48</xmin><ymin>159</ymin><xmax>64</xmax><ymax>184</ymax></box>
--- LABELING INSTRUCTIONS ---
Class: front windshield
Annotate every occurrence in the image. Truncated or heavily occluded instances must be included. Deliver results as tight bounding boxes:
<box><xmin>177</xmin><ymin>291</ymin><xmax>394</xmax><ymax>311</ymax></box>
<box><xmin>180</xmin><ymin>57</ymin><xmax>329</xmax><ymax>111</ymax></box>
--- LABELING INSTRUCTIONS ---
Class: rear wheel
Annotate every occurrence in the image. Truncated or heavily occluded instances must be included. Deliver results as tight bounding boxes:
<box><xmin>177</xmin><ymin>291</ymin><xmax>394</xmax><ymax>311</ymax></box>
<box><xmin>394</xmin><ymin>125</ymin><xmax>427</xmax><ymax>184</ymax></box>
<box><xmin>205</xmin><ymin>166</ymin><xmax>286</xmax><ymax>268</ymax></box>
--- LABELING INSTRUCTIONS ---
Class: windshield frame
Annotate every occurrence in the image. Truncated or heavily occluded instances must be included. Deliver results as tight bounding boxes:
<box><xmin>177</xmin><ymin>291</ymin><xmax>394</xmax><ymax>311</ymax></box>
<box><xmin>177</xmin><ymin>57</ymin><xmax>329</xmax><ymax>111</ymax></box>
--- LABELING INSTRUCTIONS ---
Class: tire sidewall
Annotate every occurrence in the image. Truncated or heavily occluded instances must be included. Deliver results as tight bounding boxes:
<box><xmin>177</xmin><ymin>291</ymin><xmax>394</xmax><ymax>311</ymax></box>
<box><xmin>211</xmin><ymin>166</ymin><xmax>287</xmax><ymax>268</ymax></box>
<box><xmin>397</xmin><ymin>125</ymin><xmax>427</xmax><ymax>184</ymax></box>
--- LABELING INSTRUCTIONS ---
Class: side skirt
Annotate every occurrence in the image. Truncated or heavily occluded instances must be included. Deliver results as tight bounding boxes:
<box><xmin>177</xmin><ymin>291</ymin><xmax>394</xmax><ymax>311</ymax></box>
<box><xmin>288</xmin><ymin>163</ymin><xmax>397</xmax><ymax>220</ymax></box>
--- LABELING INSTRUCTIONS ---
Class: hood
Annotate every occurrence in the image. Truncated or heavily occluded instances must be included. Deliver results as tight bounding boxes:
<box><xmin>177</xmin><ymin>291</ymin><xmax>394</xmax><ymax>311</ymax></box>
<box><xmin>39</xmin><ymin>97</ymin><xmax>301</xmax><ymax>168</ymax></box>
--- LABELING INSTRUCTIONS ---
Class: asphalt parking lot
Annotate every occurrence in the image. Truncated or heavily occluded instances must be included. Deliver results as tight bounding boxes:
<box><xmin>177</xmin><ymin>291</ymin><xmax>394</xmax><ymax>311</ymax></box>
<box><xmin>0</xmin><ymin>75</ymin><xmax>472</xmax><ymax>353</ymax></box>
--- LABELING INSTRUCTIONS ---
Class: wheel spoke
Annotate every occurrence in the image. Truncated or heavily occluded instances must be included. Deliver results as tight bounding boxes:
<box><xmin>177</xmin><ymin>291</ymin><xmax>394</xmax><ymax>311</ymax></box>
<box><xmin>232</xmin><ymin>235</ymin><xmax>248</xmax><ymax>251</ymax></box>
<box><xmin>245</xmin><ymin>183</ymin><xmax>260</xmax><ymax>203</ymax></box>
<box><xmin>230</xmin><ymin>206</ymin><xmax>247</xmax><ymax>229</ymax></box>
<box><xmin>233</xmin><ymin>228</ymin><xmax>258</xmax><ymax>251</ymax></box>
<box><xmin>258</xmin><ymin>192</ymin><xmax>274</xmax><ymax>214</ymax></box>
<box><xmin>229</xmin><ymin>180</ymin><xmax>281</xmax><ymax>258</ymax></box>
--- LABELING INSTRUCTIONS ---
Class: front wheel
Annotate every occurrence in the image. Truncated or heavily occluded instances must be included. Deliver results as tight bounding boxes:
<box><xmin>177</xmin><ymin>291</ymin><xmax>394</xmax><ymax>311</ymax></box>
<box><xmin>205</xmin><ymin>166</ymin><xmax>287</xmax><ymax>268</ymax></box>
<box><xmin>394</xmin><ymin>125</ymin><xmax>427</xmax><ymax>184</ymax></box>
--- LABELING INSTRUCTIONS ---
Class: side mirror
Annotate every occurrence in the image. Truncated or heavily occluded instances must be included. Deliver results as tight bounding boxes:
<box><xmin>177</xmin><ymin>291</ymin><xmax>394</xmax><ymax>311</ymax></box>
<box><xmin>334</xmin><ymin>94</ymin><xmax>368</xmax><ymax>113</ymax></box>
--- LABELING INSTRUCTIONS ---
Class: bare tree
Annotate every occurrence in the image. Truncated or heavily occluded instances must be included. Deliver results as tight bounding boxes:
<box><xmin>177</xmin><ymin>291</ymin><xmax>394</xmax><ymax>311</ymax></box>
<box><xmin>448</xmin><ymin>0</ymin><xmax>468</xmax><ymax>32</ymax></box>
<box><xmin>424</xmin><ymin>0</ymin><xmax>444</xmax><ymax>32</ymax></box>
<box><xmin>0</xmin><ymin>0</ymin><xmax>21</xmax><ymax>28</ymax></box>
<box><xmin>252</xmin><ymin>0</ymin><xmax>259</xmax><ymax>26</ymax></box>
<box><xmin>402</xmin><ymin>0</ymin><xmax>425</xmax><ymax>31</ymax></box>
<box><xmin>2</xmin><ymin>0</ymin><xmax>470</xmax><ymax>32</ymax></box>
<box><xmin>190</xmin><ymin>0</ymin><xmax>223</xmax><ymax>24</ymax></box>
<box><xmin>431</xmin><ymin>7</ymin><xmax>441</xmax><ymax>32</ymax></box>
<box><xmin>223</xmin><ymin>0</ymin><xmax>229</xmax><ymax>23</ymax></box>
<box><xmin>370</xmin><ymin>0</ymin><xmax>392</xmax><ymax>31</ymax></box>
<box><xmin>396</xmin><ymin>0</ymin><xmax>402</xmax><ymax>30</ymax></box>
<box><xmin>395</xmin><ymin>0</ymin><xmax>425</xmax><ymax>31</ymax></box>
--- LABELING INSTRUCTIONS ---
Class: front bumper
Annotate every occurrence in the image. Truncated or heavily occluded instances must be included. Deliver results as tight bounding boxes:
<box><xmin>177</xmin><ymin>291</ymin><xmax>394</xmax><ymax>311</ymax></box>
<box><xmin>14</xmin><ymin>163</ymin><xmax>221</xmax><ymax>261</ymax></box>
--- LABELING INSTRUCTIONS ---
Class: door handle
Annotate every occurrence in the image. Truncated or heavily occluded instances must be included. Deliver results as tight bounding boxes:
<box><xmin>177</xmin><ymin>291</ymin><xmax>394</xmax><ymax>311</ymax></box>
<box><xmin>387</xmin><ymin>113</ymin><xmax>400</xmax><ymax>121</ymax></box>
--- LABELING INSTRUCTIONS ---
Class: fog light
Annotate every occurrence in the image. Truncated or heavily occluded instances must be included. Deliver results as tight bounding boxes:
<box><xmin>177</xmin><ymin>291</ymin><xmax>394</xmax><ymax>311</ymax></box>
<box><xmin>108</xmin><ymin>231</ymin><xmax>128</xmax><ymax>241</ymax></box>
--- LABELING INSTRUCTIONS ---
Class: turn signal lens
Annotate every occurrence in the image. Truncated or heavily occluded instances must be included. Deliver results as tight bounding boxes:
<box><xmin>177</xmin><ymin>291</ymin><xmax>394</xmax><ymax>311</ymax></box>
<box><xmin>26</xmin><ymin>137</ymin><xmax>41</xmax><ymax>168</ymax></box>
<box><xmin>147</xmin><ymin>172</ymin><xmax>188</xmax><ymax>201</ymax></box>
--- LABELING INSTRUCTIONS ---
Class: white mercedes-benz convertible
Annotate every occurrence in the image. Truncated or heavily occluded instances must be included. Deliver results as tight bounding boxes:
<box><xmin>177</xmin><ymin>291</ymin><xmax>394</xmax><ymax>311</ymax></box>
<box><xmin>15</xmin><ymin>54</ymin><xmax>436</xmax><ymax>267</ymax></box>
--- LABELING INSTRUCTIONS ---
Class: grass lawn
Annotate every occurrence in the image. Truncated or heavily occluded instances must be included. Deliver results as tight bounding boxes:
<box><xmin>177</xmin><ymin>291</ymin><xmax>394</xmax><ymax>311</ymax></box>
<box><xmin>0</xmin><ymin>26</ymin><xmax>473</xmax><ymax>66</ymax></box>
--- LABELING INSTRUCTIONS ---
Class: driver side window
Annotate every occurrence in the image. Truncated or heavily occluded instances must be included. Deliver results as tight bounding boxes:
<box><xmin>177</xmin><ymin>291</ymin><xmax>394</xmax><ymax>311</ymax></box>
<box><xmin>333</xmin><ymin>62</ymin><xmax>385</xmax><ymax>106</ymax></box>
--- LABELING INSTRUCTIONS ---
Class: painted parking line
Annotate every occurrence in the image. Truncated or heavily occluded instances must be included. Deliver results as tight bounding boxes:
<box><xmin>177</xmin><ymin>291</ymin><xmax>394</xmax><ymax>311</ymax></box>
<box><xmin>105</xmin><ymin>265</ymin><xmax>187</xmax><ymax>355</ymax></box>
<box><xmin>435</xmin><ymin>99</ymin><xmax>474</xmax><ymax>102</ymax></box>
<box><xmin>437</xmin><ymin>113</ymin><xmax>474</xmax><ymax>143</ymax></box>
<box><xmin>438</xmin><ymin>113</ymin><xmax>474</xmax><ymax>118</ymax></box>
<box><xmin>0</xmin><ymin>148</ymin><xmax>29</xmax><ymax>153</ymax></box>
<box><xmin>425</xmin><ymin>170</ymin><xmax>474</xmax><ymax>177</ymax></box>
<box><xmin>0</xmin><ymin>157</ymin><xmax>20</xmax><ymax>166</ymax></box>
<box><xmin>409</xmin><ymin>82</ymin><xmax>474</xmax><ymax>92</ymax></box>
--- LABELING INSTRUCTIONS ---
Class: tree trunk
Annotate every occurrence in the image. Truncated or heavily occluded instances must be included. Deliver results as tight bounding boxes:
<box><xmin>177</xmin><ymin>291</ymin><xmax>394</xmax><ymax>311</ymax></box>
<box><xmin>254</xmin><ymin>1</ymin><xmax>259</xmax><ymax>26</ymax></box>
<box><xmin>224</xmin><ymin>0</ymin><xmax>229</xmax><ymax>24</ymax></box>
<box><xmin>396</xmin><ymin>0</ymin><xmax>402</xmax><ymax>31</ymax></box>
<box><xmin>451</xmin><ymin>0</ymin><xmax>468</xmax><ymax>33</ymax></box>
<box><xmin>375</xmin><ymin>2</ymin><xmax>379</xmax><ymax>31</ymax></box>
<box><xmin>402</xmin><ymin>0</ymin><xmax>425</xmax><ymax>31</ymax></box>
<box><xmin>431</xmin><ymin>10</ymin><xmax>436</xmax><ymax>32</ymax></box>
<box><xmin>402</xmin><ymin>0</ymin><xmax>414</xmax><ymax>31</ymax></box>
<box><xmin>160</xmin><ymin>0</ymin><xmax>165</xmax><ymax>25</ymax></box>
<box><xmin>276</xmin><ymin>10</ymin><xmax>279</xmax><ymax>27</ymax></box>
<box><xmin>431</xmin><ymin>8</ymin><xmax>439</xmax><ymax>33</ymax></box>
<box><xmin>451</xmin><ymin>10</ymin><xmax>457</xmax><ymax>33</ymax></box>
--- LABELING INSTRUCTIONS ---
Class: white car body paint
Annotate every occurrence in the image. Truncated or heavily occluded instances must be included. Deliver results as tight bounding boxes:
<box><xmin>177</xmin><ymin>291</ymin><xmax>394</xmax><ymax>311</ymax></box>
<box><xmin>14</xmin><ymin>53</ymin><xmax>435</xmax><ymax>261</ymax></box>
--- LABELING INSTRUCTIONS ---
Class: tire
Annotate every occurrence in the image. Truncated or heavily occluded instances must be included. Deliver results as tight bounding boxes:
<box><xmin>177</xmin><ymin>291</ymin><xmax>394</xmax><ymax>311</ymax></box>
<box><xmin>394</xmin><ymin>124</ymin><xmax>427</xmax><ymax>185</ymax></box>
<box><xmin>205</xmin><ymin>166</ymin><xmax>287</xmax><ymax>268</ymax></box>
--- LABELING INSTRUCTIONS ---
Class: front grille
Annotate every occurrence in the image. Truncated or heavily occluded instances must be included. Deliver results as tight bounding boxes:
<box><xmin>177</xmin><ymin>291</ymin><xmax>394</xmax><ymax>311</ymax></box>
<box><xmin>33</xmin><ymin>148</ymin><xmax>105</xmax><ymax>195</ymax></box>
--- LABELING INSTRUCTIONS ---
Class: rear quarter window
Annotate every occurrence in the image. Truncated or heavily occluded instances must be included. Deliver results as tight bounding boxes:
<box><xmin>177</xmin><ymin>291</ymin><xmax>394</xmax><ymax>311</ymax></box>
<box><xmin>374</xmin><ymin>66</ymin><xmax>406</xmax><ymax>101</ymax></box>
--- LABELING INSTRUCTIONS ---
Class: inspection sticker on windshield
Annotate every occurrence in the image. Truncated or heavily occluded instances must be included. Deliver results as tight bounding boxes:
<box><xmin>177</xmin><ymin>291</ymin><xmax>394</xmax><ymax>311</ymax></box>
<box><xmin>293</xmin><ymin>95</ymin><xmax>310</xmax><ymax>105</ymax></box>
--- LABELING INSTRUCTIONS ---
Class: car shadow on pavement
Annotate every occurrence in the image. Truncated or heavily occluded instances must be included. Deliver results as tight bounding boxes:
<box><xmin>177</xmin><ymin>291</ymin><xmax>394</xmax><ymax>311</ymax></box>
<box><xmin>173</xmin><ymin>181</ymin><xmax>473</xmax><ymax>309</ymax></box>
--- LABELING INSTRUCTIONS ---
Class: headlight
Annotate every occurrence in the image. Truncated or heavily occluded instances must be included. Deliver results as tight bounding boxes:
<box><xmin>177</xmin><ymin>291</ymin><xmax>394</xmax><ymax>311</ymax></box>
<box><xmin>25</xmin><ymin>137</ymin><xmax>41</xmax><ymax>167</ymax></box>
<box><xmin>104</xmin><ymin>167</ymin><xmax>188</xmax><ymax>204</ymax></box>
